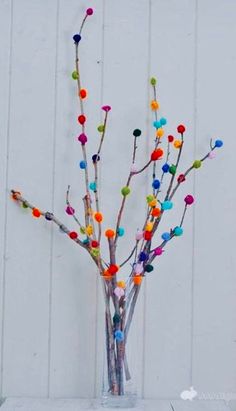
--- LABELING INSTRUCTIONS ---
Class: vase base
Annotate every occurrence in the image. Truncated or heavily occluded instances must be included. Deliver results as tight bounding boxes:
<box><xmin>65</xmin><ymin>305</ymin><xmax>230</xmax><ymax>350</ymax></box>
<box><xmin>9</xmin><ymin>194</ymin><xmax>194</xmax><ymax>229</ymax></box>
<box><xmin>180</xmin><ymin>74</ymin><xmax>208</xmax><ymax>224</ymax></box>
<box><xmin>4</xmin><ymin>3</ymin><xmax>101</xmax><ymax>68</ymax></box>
<box><xmin>101</xmin><ymin>392</ymin><xmax>137</xmax><ymax>408</ymax></box>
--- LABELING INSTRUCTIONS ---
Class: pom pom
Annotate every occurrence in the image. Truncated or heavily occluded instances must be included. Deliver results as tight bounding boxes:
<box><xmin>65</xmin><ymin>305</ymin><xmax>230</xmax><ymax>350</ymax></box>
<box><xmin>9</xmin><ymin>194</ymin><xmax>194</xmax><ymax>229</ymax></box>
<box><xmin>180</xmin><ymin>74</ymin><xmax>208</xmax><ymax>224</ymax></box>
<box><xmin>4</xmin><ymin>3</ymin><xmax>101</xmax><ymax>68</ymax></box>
<box><xmin>193</xmin><ymin>160</ymin><xmax>202</xmax><ymax>169</ymax></box>
<box><xmin>208</xmin><ymin>151</ymin><xmax>216</xmax><ymax>159</ymax></box>
<box><xmin>73</xmin><ymin>34</ymin><xmax>81</xmax><ymax>43</ymax></box>
<box><xmin>134</xmin><ymin>263</ymin><xmax>143</xmax><ymax>274</ymax></box>
<box><xmin>117</xmin><ymin>227</ymin><xmax>125</xmax><ymax>237</ymax></box>
<box><xmin>114</xmin><ymin>287</ymin><xmax>125</xmax><ymax>298</ymax></box>
<box><xmin>177</xmin><ymin>174</ymin><xmax>186</xmax><ymax>183</ymax></box>
<box><xmin>102</xmin><ymin>105</ymin><xmax>111</xmax><ymax>112</ymax></box>
<box><xmin>133</xmin><ymin>275</ymin><xmax>142</xmax><ymax>285</ymax></box>
<box><xmin>214</xmin><ymin>139</ymin><xmax>223</xmax><ymax>148</ymax></box>
<box><xmin>78</xmin><ymin>133</ymin><xmax>87</xmax><ymax>145</ymax></box>
<box><xmin>174</xmin><ymin>226</ymin><xmax>183</xmax><ymax>236</ymax></box>
<box><xmin>162</xmin><ymin>163</ymin><xmax>169</xmax><ymax>173</ymax></box>
<box><xmin>121</xmin><ymin>186</ymin><xmax>131</xmax><ymax>196</ymax></box>
<box><xmin>103</xmin><ymin>270</ymin><xmax>112</xmax><ymax>280</ymax></box>
<box><xmin>146</xmin><ymin>221</ymin><xmax>153</xmax><ymax>231</ymax></box>
<box><xmin>150</xmin><ymin>77</ymin><xmax>157</xmax><ymax>86</ymax></box>
<box><xmin>79</xmin><ymin>89</ymin><xmax>87</xmax><ymax>99</ymax></box>
<box><xmin>83</xmin><ymin>238</ymin><xmax>90</xmax><ymax>245</ymax></box>
<box><xmin>133</xmin><ymin>129</ymin><xmax>141</xmax><ymax>137</ymax></box>
<box><xmin>113</xmin><ymin>313</ymin><xmax>121</xmax><ymax>324</ymax></box>
<box><xmin>80</xmin><ymin>227</ymin><xmax>86</xmax><ymax>234</ymax></box>
<box><xmin>86</xmin><ymin>225</ymin><xmax>93</xmax><ymax>236</ymax></box>
<box><xmin>45</xmin><ymin>212</ymin><xmax>53</xmax><ymax>221</ymax></box>
<box><xmin>168</xmin><ymin>135</ymin><xmax>174</xmax><ymax>143</ymax></box>
<box><xmin>91</xmin><ymin>248</ymin><xmax>100</xmax><ymax>257</ymax></box>
<box><xmin>86</xmin><ymin>8</ymin><xmax>94</xmax><ymax>15</ymax></box>
<box><xmin>97</xmin><ymin>124</ymin><xmax>105</xmax><ymax>132</ymax></box>
<box><xmin>89</xmin><ymin>182</ymin><xmax>97</xmax><ymax>192</ymax></box>
<box><xmin>174</xmin><ymin>139</ymin><xmax>182</xmax><ymax>149</ymax></box>
<box><xmin>156</xmin><ymin>128</ymin><xmax>164</xmax><ymax>138</ymax></box>
<box><xmin>160</xmin><ymin>117</ymin><xmax>167</xmax><ymax>126</ymax></box>
<box><xmin>161</xmin><ymin>200</ymin><xmax>173</xmax><ymax>211</ymax></box>
<box><xmin>11</xmin><ymin>191</ymin><xmax>21</xmax><ymax>200</ymax></box>
<box><xmin>91</xmin><ymin>240</ymin><xmax>99</xmax><ymax>248</ymax></box>
<box><xmin>145</xmin><ymin>264</ymin><xmax>153</xmax><ymax>273</ymax></box>
<box><xmin>136</xmin><ymin>230</ymin><xmax>143</xmax><ymax>241</ymax></box>
<box><xmin>161</xmin><ymin>232</ymin><xmax>171</xmax><ymax>241</ymax></box>
<box><xmin>94</xmin><ymin>212</ymin><xmax>103</xmax><ymax>223</ymax></box>
<box><xmin>184</xmin><ymin>194</ymin><xmax>194</xmax><ymax>205</ymax></box>
<box><xmin>79</xmin><ymin>160</ymin><xmax>87</xmax><ymax>169</ymax></box>
<box><xmin>78</xmin><ymin>114</ymin><xmax>86</xmax><ymax>125</ymax></box>
<box><xmin>105</xmin><ymin>229</ymin><xmax>115</xmax><ymax>238</ymax></box>
<box><xmin>152</xmin><ymin>179</ymin><xmax>161</xmax><ymax>189</ymax></box>
<box><xmin>22</xmin><ymin>201</ymin><xmax>28</xmax><ymax>208</ymax></box>
<box><xmin>108</xmin><ymin>264</ymin><xmax>119</xmax><ymax>275</ymax></box>
<box><xmin>150</xmin><ymin>100</ymin><xmax>159</xmax><ymax>110</ymax></box>
<box><xmin>69</xmin><ymin>231</ymin><xmax>78</xmax><ymax>240</ymax></box>
<box><xmin>92</xmin><ymin>154</ymin><xmax>100</xmax><ymax>163</ymax></box>
<box><xmin>153</xmin><ymin>120</ymin><xmax>161</xmax><ymax>129</ymax></box>
<box><xmin>154</xmin><ymin>247</ymin><xmax>163</xmax><ymax>256</ymax></box>
<box><xmin>72</xmin><ymin>71</ymin><xmax>79</xmax><ymax>80</ymax></box>
<box><xmin>32</xmin><ymin>208</ymin><xmax>41</xmax><ymax>218</ymax></box>
<box><xmin>169</xmin><ymin>164</ymin><xmax>177</xmax><ymax>175</ymax></box>
<box><xmin>114</xmin><ymin>330</ymin><xmax>124</xmax><ymax>342</ymax></box>
<box><xmin>139</xmin><ymin>252</ymin><xmax>148</xmax><ymax>262</ymax></box>
<box><xmin>65</xmin><ymin>205</ymin><xmax>75</xmax><ymax>215</ymax></box>
<box><xmin>151</xmin><ymin>148</ymin><xmax>164</xmax><ymax>161</ymax></box>
<box><xmin>151</xmin><ymin>207</ymin><xmax>161</xmax><ymax>217</ymax></box>
<box><xmin>144</xmin><ymin>231</ymin><xmax>152</xmax><ymax>241</ymax></box>
<box><xmin>130</xmin><ymin>163</ymin><xmax>137</xmax><ymax>173</ymax></box>
<box><xmin>117</xmin><ymin>281</ymin><xmax>126</xmax><ymax>289</ymax></box>
<box><xmin>177</xmin><ymin>124</ymin><xmax>186</xmax><ymax>134</ymax></box>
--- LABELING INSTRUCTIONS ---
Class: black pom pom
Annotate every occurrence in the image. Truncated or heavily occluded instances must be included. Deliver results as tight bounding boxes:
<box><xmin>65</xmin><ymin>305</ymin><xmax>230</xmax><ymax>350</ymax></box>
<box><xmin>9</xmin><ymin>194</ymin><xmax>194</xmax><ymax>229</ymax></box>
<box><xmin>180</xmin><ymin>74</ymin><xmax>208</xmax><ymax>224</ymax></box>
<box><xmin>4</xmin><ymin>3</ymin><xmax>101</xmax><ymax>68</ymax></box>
<box><xmin>73</xmin><ymin>34</ymin><xmax>81</xmax><ymax>43</ymax></box>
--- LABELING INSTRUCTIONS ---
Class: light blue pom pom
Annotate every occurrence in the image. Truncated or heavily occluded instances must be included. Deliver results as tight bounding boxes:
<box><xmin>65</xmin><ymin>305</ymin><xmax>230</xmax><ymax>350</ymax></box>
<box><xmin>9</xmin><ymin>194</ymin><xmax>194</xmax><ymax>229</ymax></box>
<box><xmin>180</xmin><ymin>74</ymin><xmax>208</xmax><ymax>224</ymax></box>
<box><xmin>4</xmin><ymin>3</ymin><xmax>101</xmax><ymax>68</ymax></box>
<box><xmin>89</xmin><ymin>181</ymin><xmax>97</xmax><ymax>191</ymax></box>
<box><xmin>117</xmin><ymin>227</ymin><xmax>125</xmax><ymax>237</ymax></box>
<box><xmin>161</xmin><ymin>200</ymin><xmax>173</xmax><ymax>210</ymax></box>
<box><xmin>174</xmin><ymin>226</ymin><xmax>183</xmax><ymax>236</ymax></box>
<box><xmin>161</xmin><ymin>232</ymin><xmax>171</xmax><ymax>241</ymax></box>
<box><xmin>153</xmin><ymin>120</ymin><xmax>161</xmax><ymax>129</ymax></box>
<box><xmin>79</xmin><ymin>160</ymin><xmax>87</xmax><ymax>169</ymax></box>
<box><xmin>160</xmin><ymin>117</ymin><xmax>167</xmax><ymax>126</ymax></box>
<box><xmin>114</xmin><ymin>330</ymin><xmax>124</xmax><ymax>342</ymax></box>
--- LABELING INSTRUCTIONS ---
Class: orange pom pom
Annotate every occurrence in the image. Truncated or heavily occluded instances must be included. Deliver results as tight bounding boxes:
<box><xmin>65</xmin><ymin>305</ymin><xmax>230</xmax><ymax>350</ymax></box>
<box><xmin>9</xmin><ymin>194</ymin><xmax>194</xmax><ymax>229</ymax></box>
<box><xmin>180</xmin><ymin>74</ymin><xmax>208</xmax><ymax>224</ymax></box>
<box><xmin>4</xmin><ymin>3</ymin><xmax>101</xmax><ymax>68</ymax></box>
<box><xmin>94</xmin><ymin>212</ymin><xmax>103</xmax><ymax>223</ymax></box>
<box><xmin>173</xmin><ymin>139</ymin><xmax>182</xmax><ymax>149</ymax></box>
<box><xmin>103</xmin><ymin>270</ymin><xmax>112</xmax><ymax>280</ymax></box>
<box><xmin>105</xmin><ymin>229</ymin><xmax>115</xmax><ymax>238</ymax></box>
<box><xmin>79</xmin><ymin>89</ymin><xmax>87</xmax><ymax>99</ymax></box>
<box><xmin>32</xmin><ymin>208</ymin><xmax>41</xmax><ymax>218</ymax></box>
<box><xmin>133</xmin><ymin>275</ymin><xmax>142</xmax><ymax>285</ymax></box>
<box><xmin>151</xmin><ymin>148</ymin><xmax>164</xmax><ymax>161</ymax></box>
<box><xmin>11</xmin><ymin>191</ymin><xmax>21</xmax><ymax>200</ymax></box>
<box><xmin>151</xmin><ymin>207</ymin><xmax>161</xmax><ymax>217</ymax></box>
<box><xmin>156</xmin><ymin>128</ymin><xmax>164</xmax><ymax>138</ymax></box>
<box><xmin>150</xmin><ymin>100</ymin><xmax>159</xmax><ymax>111</ymax></box>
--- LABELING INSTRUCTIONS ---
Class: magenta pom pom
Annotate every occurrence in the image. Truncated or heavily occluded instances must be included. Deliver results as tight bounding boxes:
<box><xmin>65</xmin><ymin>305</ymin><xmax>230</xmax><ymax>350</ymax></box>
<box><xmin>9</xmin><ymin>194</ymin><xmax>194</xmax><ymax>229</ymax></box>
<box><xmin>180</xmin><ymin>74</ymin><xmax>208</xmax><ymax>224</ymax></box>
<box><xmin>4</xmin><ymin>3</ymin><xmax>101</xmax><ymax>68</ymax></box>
<box><xmin>66</xmin><ymin>205</ymin><xmax>75</xmax><ymax>215</ymax></box>
<box><xmin>86</xmin><ymin>8</ymin><xmax>93</xmax><ymax>15</ymax></box>
<box><xmin>78</xmin><ymin>133</ymin><xmax>88</xmax><ymax>145</ymax></box>
<box><xmin>184</xmin><ymin>195</ymin><xmax>194</xmax><ymax>205</ymax></box>
<box><xmin>154</xmin><ymin>247</ymin><xmax>163</xmax><ymax>256</ymax></box>
<box><xmin>102</xmin><ymin>105</ymin><xmax>111</xmax><ymax>112</ymax></box>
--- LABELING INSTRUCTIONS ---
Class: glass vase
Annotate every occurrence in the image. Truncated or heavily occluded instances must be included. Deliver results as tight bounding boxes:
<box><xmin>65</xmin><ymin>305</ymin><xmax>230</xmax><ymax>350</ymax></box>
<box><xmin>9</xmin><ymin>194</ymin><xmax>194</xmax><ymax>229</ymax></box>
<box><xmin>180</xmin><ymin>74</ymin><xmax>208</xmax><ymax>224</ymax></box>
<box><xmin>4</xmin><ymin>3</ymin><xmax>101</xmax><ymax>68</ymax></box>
<box><xmin>100</xmin><ymin>275</ymin><xmax>140</xmax><ymax>408</ymax></box>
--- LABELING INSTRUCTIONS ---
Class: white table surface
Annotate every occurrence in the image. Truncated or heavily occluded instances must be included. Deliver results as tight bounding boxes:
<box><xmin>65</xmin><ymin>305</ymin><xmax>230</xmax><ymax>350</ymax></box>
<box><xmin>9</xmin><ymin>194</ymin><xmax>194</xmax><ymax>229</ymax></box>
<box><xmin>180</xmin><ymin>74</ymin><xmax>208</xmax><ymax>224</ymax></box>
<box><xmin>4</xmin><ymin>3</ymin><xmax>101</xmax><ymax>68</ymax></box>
<box><xmin>0</xmin><ymin>398</ymin><xmax>232</xmax><ymax>411</ymax></box>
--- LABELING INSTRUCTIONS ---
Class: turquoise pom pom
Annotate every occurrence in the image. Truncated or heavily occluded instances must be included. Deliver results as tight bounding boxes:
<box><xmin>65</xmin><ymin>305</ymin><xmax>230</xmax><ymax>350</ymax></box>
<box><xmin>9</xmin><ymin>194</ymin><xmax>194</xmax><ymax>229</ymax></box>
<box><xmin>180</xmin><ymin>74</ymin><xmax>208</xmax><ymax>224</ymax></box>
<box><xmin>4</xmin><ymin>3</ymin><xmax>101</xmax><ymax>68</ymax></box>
<box><xmin>174</xmin><ymin>226</ymin><xmax>183</xmax><ymax>236</ymax></box>
<box><xmin>83</xmin><ymin>238</ymin><xmax>90</xmax><ymax>245</ymax></box>
<box><xmin>161</xmin><ymin>200</ymin><xmax>173</xmax><ymax>211</ymax></box>
<box><xmin>89</xmin><ymin>182</ymin><xmax>97</xmax><ymax>191</ymax></box>
<box><xmin>160</xmin><ymin>117</ymin><xmax>167</xmax><ymax>126</ymax></box>
<box><xmin>153</xmin><ymin>120</ymin><xmax>161</xmax><ymax>129</ymax></box>
<box><xmin>117</xmin><ymin>227</ymin><xmax>125</xmax><ymax>237</ymax></box>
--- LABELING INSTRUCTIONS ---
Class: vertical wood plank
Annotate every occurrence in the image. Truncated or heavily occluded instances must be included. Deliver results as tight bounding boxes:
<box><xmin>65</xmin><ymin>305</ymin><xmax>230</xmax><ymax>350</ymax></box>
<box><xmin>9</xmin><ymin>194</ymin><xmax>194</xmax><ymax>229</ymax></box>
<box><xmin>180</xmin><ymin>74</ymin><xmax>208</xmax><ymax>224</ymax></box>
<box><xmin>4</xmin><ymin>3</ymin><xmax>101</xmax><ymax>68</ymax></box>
<box><xmin>0</xmin><ymin>0</ymin><xmax>13</xmax><ymax>400</ymax></box>
<box><xmin>144</xmin><ymin>0</ymin><xmax>196</xmax><ymax>398</ymax></box>
<box><xmin>49</xmin><ymin>0</ymin><xmax>104</xmax><ymax>397</ymax></box>
<box><xmin>193</xmin><ymin>0</ymin><xmax>236</xmax><ymax>395</ymax></box>
<box><xmin>2</xmin><ymin>0</ymin><xmax>58</xmax><ymax>397</ymax></box>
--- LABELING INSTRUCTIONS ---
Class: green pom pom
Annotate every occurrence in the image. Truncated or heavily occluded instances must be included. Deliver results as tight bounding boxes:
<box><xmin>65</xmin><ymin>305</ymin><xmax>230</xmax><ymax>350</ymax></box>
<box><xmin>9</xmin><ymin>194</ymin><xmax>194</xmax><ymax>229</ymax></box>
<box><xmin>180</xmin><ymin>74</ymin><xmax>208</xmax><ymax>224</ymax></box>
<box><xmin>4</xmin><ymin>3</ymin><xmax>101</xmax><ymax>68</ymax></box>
<box><xmin>121</xmin><ymin>186</ymin><xmax>131</xmax><ymax>196</ymax></box>
<box><xmin>97</xmin><ymin>124</ymin><xmax>105</xmax><ymax>132</ymax></box>
<box><xmin>22</xmin><ymin>202</ymin><xmax>28</xmax><ymax>209</ymax></box>
<box><xmin>72</xmin><ymin>70</ymin><xmax>79</xmax><ymax>80</ymax></box>
<box><xmin>146</xmin><ymin>194</ymin><xmax>154</xmax><ymax>203</ymax></box>
<box><xmin>193</xmin><ymin>160</ymin><xmax>202</xmax><ymax>169</ymax></box>
<box><xmin>145</xmin><ymin>264</ymin><xmax>154</xmax><ymax>273</ymax></box>
<box><xmin>80</xmin><ymin>227</ymin><xmax>86</xmax><ymax>234</ymax></box>
<box><xmin>169</xmin><ymin>164</ymin><xmax>177</xmax><ymax>175</ymax></box>
<box><xmin>150</xmin><ymin>77</ymin><xmax>157</xmax><ymax>86</ymax></box>
<box><xmin>113</xmin><ymin>313</ymin><xmax>120</xmax><ymax>324</ymax></box>
<box><xmin>91</xmin><ymin>248</ymin><xmax>100</xmax><ymax>257</ymax></box>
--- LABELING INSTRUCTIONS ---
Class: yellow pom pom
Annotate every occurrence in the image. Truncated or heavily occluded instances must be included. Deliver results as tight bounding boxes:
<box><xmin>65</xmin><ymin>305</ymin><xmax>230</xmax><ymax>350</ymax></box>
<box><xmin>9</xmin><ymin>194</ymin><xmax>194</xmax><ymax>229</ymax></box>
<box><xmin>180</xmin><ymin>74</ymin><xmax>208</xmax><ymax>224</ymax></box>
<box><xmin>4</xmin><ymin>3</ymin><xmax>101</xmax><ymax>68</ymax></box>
<box><xmin>145</xmin><ymin>222</ymin><xmax>153</xmax><ymax>231</ymax></box>
<box><xmin>117</xmin><ymin>281</ymin><xmax>126</xmax><ymax>289</ymax></box>
<box><xmin>174</xmin><ymin>139</ymin><xmax>182</xmax><ymax>149</ymax></box>
<box><xmin>150</xmin><ymin>100</ymin><xmax>159</xmax><ymax>111</ymax></box>
<box><xmin>86</xmin><ymin>225</ymin><xmax>93</xmax><ymax>236</ymax></box>
<box><xmin>149</xmin><ymin>198</ymin><xmax>157</xmax><ymax>207</ymax></box>
<box><xmin>156</xmin><ymin>128</ymin><xmax>164</xmax><ymax>138</ymax></box>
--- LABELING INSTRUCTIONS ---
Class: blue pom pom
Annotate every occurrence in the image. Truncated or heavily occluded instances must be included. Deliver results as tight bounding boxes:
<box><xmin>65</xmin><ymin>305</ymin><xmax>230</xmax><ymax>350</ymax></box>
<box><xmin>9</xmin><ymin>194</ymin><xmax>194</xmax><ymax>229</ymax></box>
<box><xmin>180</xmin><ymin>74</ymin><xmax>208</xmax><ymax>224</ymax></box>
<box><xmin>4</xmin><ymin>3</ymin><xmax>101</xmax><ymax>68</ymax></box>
<box><xmin>153</xmin><ymin>120</ymin><xmax>161</xmax><ymax>129</ymax></box>
<box><xmin>117</xmin><ymin>227</ymin><xmax>125</xmax><ymax>237</ymax></box>
<box><xmin>214</xmin><ymin>139</ymin><xmax>223</xmax><ymax>148</ymax></box>
<box><xmin>139</xmin><ymin>252</ymin><xmax>148</xmax><ymax>262</ymax></box>
<box><xmin>73</xmin><ymin>34</ymin><xmax>81</xmax><ymax>43</ymax></box>
<box><xmin>79</xmin><ymin>160</ymin><xmax>87</xmax><ymax>169</ymax></box>
<box><xmin>174</xmin><ymin>226</ymin><xmax>183</xmax><ymax>236</ymax></box>
<box><xmin>114</xmin><ymin>330</ymin><xmax>124</xmax><ymax>342</ymax></box>
<box><xmin>161</xmin><ymin>232</ymin><xmax>171</xmax><ymax>241</ymax></box>
<box><xmin>89</xmin><ymin>182</ymin><xmax>97</xmax><ymax>191</ymax></box>
<box><xmin>162</xmin><ymin>163</ymin><xmax>169</xmax><ymax>173</ymax></box>
<box><xmin>161</xmin><ymin>201</ymin><xmax>173</xmax><ymax>211</ymax></box>
<box><xmin>160</xmin><ymin>117</ymin><xmax>167</xmax><ymax>126</ymax></box>
<box><xmin>152</xmin><ymin>179</ymin><xmax>161</xmax><ymax>189</ymax></box>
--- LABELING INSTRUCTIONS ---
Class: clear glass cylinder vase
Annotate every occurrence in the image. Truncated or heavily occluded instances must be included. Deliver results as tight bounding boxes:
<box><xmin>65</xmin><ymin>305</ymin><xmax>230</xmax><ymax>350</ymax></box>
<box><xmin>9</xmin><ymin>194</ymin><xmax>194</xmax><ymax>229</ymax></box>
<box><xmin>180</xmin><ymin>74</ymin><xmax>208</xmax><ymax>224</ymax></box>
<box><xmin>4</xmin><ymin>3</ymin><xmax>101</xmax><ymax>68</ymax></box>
<box><xmin>100</xmin><ymin>275</ymin><xmax>140</xmax><ymax>408</ymax></box>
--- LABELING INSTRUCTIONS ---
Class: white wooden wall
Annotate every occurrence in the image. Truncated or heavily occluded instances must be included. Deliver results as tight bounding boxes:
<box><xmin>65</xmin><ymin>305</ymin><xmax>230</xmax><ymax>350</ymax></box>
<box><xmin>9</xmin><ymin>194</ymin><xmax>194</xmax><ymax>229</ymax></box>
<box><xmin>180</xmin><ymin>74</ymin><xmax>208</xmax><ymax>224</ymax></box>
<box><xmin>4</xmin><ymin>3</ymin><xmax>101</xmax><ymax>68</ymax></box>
<box><xmin>0</xmin><ymin>0</ymin><xmax>235</xmax><ymax>400</ymax></box>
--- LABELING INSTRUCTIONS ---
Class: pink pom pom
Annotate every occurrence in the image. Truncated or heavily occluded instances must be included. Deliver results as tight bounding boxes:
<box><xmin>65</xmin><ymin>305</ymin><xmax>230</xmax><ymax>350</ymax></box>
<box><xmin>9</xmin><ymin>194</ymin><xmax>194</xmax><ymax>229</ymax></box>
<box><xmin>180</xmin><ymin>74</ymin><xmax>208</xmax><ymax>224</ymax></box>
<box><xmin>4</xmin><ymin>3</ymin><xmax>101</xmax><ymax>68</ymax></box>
<box><xmin>208</xmin><ymin>151</ymin><xmax>216</xmax><ymax>159</ymax></box>
<box><xmin>114</xmin><ymin>287</ymin><xmax>125</xmax><ymax>298</ymax></box>
<box><xmin>154</xmin><ymin>247</ymin><xmax>163</xmax><ymax>256</ymax></box>
<box><xmin>135</xmin><ymin>263</ymin><xmax>143</xmax><ymax>274</ymax></box>
<box><xmin>102</xmin><ymin>105</ymin><xmax>111</xmax><ymax>112</ymax></box>
<box><xmin>86</xmin><ymin>8</ymin><xmax>93</xmax><ymax>15</ymax></box>
<box><xmin>184</xmin><ymin>195</ymin><xmax>194</xmax><ymax>205</ymax></box>
<box><xmin>136</xmin><ymin>230</ymin><xmax>143</xmax><ymax>241</ymax></box>
<box><xmin>66</xmin><ymin>206</ymin><xmax>75</xmax><ymax>215</ymax></box>
<box><xmin>78</xmin><ymin>133</ymin><xmax>88</xmax><ymax>145</ymax></box>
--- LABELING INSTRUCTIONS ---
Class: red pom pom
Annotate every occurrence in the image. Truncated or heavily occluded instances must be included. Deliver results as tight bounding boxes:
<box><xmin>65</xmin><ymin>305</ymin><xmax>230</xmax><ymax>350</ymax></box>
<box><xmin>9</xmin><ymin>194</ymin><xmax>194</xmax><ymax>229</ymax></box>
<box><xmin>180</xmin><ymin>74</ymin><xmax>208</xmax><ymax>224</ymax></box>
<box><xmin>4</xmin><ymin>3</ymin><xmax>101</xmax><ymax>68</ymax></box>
<box><xmin>168</xmin><ymin>135</ymin><xmax>174</xmax><ymax>143</ymax></box>
<box><xmin>177</xmin><ymin>124</ymin><xmax>186</xmax><ymax>134</ymax></box>
<box><xmin>91</xmin><ymin>240</ymin><xmax>99</xmax><ymax>248</ymax></box>
<box><xmin>144</xmin><ymin>231</ymin><xmax>152</xmax><ymax>241</ymax></box>
<box><xmin>108</xmin><ymin>264</ymin><xmax>119</xmax><ymax>275</ymax></box>
<box><xmin>78</xmin><ymin>114</ymin><xmax>86</xmax><ymax>125</ymax></box>
<box><xmin>69</xmin><ymin>231</ymin><xmax>78</xmax><ymax>239</ymax></box>
<box><xmin>151</xmin><ymin>148</ymin><xmax>164</xmax><ymax>161</ymax></box>
<box><xmin>177</xmin><ymin>174</ymin><xmax>186</xmax><ymax>183</ymax></box>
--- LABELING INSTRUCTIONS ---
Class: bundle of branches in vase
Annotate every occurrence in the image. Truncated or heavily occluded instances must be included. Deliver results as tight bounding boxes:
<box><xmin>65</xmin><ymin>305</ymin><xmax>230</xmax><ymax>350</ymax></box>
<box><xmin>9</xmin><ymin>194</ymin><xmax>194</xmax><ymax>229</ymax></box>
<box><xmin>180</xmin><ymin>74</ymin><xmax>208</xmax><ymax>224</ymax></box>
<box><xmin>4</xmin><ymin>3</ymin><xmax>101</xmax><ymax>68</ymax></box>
<box><xmin>11</xmin><ymin>6</ymin><xmax>223</xmax><ymax>408</ymax></box>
